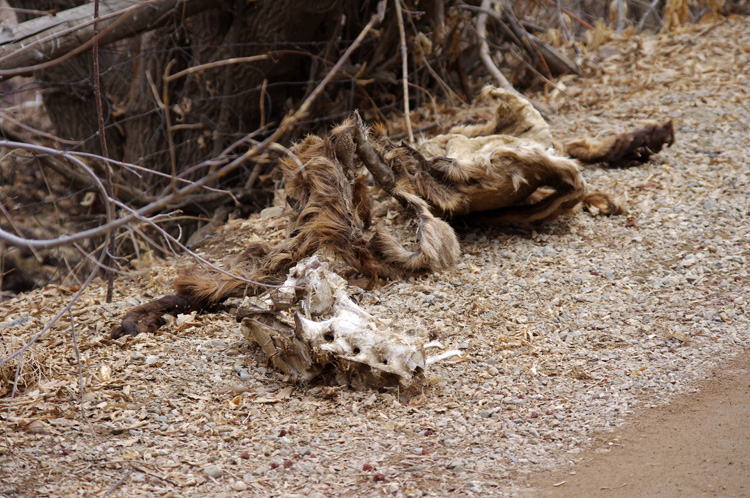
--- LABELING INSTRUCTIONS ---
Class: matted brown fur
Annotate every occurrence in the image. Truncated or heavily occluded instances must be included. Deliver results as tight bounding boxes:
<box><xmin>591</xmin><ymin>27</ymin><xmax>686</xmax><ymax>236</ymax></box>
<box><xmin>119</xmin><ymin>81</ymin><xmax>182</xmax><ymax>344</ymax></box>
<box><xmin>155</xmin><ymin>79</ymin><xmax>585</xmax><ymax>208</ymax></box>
<box><xmin>564</xmin><ymin>120</ymin><xmax>675</xmax><ymax>166</ymax></box>
<box><xmin>112</xmin><ymin>87</ymin><xmax>673</xmax><ymax>337</ymax></box>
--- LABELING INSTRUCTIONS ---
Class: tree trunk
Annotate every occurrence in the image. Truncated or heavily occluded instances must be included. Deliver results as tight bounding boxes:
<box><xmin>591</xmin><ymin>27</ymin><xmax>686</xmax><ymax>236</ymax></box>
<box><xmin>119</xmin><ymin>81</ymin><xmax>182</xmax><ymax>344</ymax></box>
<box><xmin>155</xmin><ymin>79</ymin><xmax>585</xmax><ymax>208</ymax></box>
<box><xmin>9</xmin><ymin>0</ymin><xmax>342</xmax><ymax>196</ymax></box>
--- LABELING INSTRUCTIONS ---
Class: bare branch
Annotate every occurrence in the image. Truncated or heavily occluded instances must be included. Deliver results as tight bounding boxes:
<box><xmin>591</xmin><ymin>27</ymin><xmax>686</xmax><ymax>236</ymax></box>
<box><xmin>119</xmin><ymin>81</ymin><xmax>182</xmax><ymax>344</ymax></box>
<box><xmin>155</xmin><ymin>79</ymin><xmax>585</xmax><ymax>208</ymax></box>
<box><xmin>0</xmin><ymin>0</ymin><xmax>218</xmax><ymax>79</ymax></box>
<box><xmin>394</xmin><ymin>0</ymin><xmax>414</xmax><ymax>145</ymax></box>
<box><xmin>476</xmin><ymin>0</ymin><xmax>516</xmax><ymax>92</ymax></box>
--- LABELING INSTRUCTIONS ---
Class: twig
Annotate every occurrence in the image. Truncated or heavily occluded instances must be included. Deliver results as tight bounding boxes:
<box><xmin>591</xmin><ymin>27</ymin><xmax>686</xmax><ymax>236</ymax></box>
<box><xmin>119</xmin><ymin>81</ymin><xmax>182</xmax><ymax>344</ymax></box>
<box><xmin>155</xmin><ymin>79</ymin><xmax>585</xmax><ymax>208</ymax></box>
<box><xmin>389</xmin><ymin>122</ymin><xmax>439</xmax><ymax>141</ymax></box>
<box><xmin>101</xmin><ymin>469</ymin><xmax>133</xmax><ymax>498</ymax></box>
<box><xmin>554</xmin><ymin>0</ymin><xmax>582</xmax><ymax>57</ymax></box>
<box><xmin>616</xmin><ymin>0</ymin><xmax>626</xmax><ymax>33</ymax></box>
<box><xmin>476</xmin><ymin>0</ymin><xmax>515</xmax><ymax>92</ymax></box>
<box><xmin>601</xmin><ymin>482</ymin><xmax>628</xmax><ymax>490</ymax></box>
<box><xmin>164</xmin><ymin>55</ymin><xmax>269</xmax><ymax>83</ymax></box>
<box><xmin>0</xmin><ymin>110</ymin><xmax>82</xmax><ymax>146</ymax></box>
<box><xmin>394</xmin><ymin>0</ymin><xmax>414</xmax><ymax>145</ymax></box>
<box><xmin>274</xmin><ymin>1</ymin><xmax>385</xmax><ymax>140</ymax></box>
<box><xmin>212</xmin><ymin>0</ymin><xmax>244</xmax><ymax>159</ymax></box>
<box><xmin>637</xmin><ymin>0</ymin><xmax>662</xmax><ymax>33</ymax></box>
<box><xmin>92</xmin><ymin>0</ymin><xmax>116</xmax><ymax>304</ymax></box>
<box><xmin>69</xmin><ymin>309</ymin><xmax>101</xmax><ymax>443</ymax></box>
<box><xmin>0</xmin><ymin>248</ymin><xmax>105</xmax><ymax>376</ymax></box>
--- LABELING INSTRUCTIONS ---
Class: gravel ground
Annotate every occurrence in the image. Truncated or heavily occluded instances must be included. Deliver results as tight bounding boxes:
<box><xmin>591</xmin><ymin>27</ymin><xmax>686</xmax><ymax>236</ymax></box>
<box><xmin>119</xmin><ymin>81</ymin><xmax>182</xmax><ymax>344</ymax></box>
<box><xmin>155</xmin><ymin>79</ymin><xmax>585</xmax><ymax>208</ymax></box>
<box><xmin>1</xmin><ymin>15</ymin><xmax>748</xmax><ymax>498</ymax></box>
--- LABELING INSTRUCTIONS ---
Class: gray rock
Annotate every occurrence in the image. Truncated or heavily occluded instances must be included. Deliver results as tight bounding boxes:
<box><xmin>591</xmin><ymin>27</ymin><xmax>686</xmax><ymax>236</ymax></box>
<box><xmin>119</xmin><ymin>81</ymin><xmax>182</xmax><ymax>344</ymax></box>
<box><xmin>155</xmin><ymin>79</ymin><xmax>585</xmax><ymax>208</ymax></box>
<box><xmin>204</xmin><ymin>464</ymin><xmax>223</xmax><ymax>478</ymax></box>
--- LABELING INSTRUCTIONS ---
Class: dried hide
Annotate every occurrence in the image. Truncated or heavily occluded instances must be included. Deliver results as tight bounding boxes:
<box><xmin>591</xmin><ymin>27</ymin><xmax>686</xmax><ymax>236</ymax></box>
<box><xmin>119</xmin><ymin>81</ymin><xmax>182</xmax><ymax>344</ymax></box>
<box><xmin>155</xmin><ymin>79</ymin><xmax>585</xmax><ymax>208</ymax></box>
<box><xmin>112</xmin><ymin>86</ymin><xmax>674</xmax><ymax>339</ymax></box>
<box><xmin>239</xmin><ymin>257</ymin><xmax>456</xmax><ymax>388</ymax></box>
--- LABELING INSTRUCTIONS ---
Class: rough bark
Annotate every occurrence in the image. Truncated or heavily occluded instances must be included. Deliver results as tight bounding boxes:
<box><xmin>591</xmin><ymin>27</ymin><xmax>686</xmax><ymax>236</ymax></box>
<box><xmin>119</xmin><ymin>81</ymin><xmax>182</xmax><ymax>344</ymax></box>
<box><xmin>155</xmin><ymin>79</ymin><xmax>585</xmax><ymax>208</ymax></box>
<box><xmin>7</xmin><ymin>0</ymin><xmax>342</xmax><ymax>192</ymax></box>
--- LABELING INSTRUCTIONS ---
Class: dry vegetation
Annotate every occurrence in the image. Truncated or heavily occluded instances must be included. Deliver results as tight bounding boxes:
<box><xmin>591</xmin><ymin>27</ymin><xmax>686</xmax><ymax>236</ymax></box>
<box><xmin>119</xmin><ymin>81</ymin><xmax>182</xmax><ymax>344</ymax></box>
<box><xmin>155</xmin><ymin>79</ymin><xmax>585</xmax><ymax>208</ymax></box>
<box><xmin>1</xmin><ymin>3</ymin><xmax>749</xmax><ymax>498</ymax></box>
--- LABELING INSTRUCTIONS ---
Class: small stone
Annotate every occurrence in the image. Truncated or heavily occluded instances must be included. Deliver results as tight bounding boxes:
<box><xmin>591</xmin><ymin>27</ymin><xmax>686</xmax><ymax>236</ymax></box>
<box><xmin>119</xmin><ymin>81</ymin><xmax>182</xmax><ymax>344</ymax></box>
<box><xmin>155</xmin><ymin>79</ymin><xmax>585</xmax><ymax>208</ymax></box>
<box><xmin>131</xmin><ymin>472</ymin><xmax>145</xmax><ymax>483</ymax></box>
<box><xmin>203</xmin><ymin>464</ymin><xmax>223</xmax><ymax>478</ymax></box>
<box><xmin>239</xmin><ymin>370</ymin><xmax>252</xmax><ymax>382</ymax></box>
<box><xmin>144</xmin><ymin>355</ymin><xmax>159</xmax><ymax>366</ymax></box>
<box><xmin>363</xmin><ymin>463</ymin><xmax>374</xmax><ymax>471</ymax></box>
<box><xmin>443</xmin><ymin>438</ymin><xmax>460</xmax><ymax>447</ymax></box>
<box><xmin>488</xmin><ymin>366</ymin><xmax>499</xmax><ymax>376</ymax></box>
<box><xmin>387</xmin><ymin>483</ymin><xmax>399</xmax><ymax>493</ymax></box>
<box><xmin>373</xmin><ymin>473</ymin><xmax>386</xmax><ymax>482</ymax></box>
<box><xmin>25</xmin><ymin>420</ymin><xmax>46</xmax><ymax>434</ymax></box>
<box><xmin>457</xmin><ymin>343</ymin><xmax>469</xmax><ymax>350</ymax></box>
<box><xmin>232</xmin><ymin>480</ymin><xmax>247</xmax><ymax>491</ymax></box>
<box><xmin>300</xmin><ymin>447</ymin><xmax>311</xmax><ymax>456</ymax></box>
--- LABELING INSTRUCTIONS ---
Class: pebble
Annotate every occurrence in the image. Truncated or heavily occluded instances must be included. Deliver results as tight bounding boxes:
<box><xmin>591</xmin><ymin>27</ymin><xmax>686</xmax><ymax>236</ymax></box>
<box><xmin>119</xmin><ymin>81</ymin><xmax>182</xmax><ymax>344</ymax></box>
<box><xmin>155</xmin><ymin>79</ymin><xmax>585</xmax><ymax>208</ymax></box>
<box><xmin>203</xmin><ymin>465</ymin><xmax>223</xmax><ymax>478</ymax></box>
<box><xmin>231</xmin><ymin>480</ymin><xmax>247</xmax><ymax>491</ymax></box>
<box><xmin>144</xmin><ymin>355</ymin><xmax>159</xmax><ymax>365</ymax></box>
<box><xmin>239</xmin><ymin>370</ymin><xmax>252</xmax><ymax>382</ymax></box>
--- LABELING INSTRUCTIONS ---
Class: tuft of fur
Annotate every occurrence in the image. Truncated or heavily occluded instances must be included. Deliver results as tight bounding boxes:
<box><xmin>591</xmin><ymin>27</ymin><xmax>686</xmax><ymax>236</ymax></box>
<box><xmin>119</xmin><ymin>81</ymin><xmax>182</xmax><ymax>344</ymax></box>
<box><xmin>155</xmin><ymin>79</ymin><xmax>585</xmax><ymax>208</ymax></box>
<box><xmin>564</xmin><ymin>120</ymin><xmax>674</xmax><ymax>166</ymax></box>
<box><xmin>110</xmin><ymin>295</ymin><xmax>191</xmax><ymax>339</ymax></box>
<box><xmin>582</xmin><ymin>192</ymin><xmax>625</xmax><ymax>215</ymax></box>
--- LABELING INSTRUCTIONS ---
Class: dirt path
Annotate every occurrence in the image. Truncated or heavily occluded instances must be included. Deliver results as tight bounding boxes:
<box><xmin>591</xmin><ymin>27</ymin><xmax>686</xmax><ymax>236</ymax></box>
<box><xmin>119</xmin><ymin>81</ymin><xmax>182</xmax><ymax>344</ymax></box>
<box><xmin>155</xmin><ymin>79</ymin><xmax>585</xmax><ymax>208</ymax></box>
<box><xmin>522</xmin><ymin>352</ymin><xmax>750</xmax><ymax>497</ymax></box>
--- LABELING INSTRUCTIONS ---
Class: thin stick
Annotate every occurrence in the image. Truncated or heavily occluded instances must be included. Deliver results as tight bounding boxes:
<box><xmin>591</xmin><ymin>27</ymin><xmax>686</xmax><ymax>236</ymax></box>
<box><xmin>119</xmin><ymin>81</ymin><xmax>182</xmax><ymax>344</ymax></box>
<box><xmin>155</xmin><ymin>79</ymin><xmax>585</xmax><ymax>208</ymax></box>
<box><xmin>616</xmin><ymin>0</ymin><xmax>626</xmax><ymax>33</ymax></box>
<box><xmin>70</xmin><ymin>309</ymin><xmax>101</xmax><ymax>443</ymax></box>
<box><xmin>637</xmin><ymin>0</ymin><xmax>661</xmax><ymax>33</ymax></box>
<box><xmin>476</xmin><ymin>0</ymin><xmax>515</xmax><ymax>92</ymax></box>
<box><xmin>394</xmin><ymin>0</ymin><xmax>414</xmax><ymax>144</ymax></box>
<box><xmin>555</xmin><ymin>0</ymin><xmax>573</xmax><ymax>42</ymax></box>
<box><xmin>0</xmin><ymin>3</ymin><xmax>385</xmax><ymax>253</ymax></box>
<box><xmin>101</xmin><ymin>470</ymin><xmax>134</xmax><ymax>498</ymax></box>
<box><xmin>274</xmin><ymin>1</ymin><xmax>385</xmax><ymax>139</ymax></box>
<box><xmin>92</xmin><ymin>0</ymin><xmax>116</xmax><ymax>304</ymax></box>
<box><xmin>0</xmin><ymin>249</ymin><xmax>105</xmax><ymax>381</ymax></box>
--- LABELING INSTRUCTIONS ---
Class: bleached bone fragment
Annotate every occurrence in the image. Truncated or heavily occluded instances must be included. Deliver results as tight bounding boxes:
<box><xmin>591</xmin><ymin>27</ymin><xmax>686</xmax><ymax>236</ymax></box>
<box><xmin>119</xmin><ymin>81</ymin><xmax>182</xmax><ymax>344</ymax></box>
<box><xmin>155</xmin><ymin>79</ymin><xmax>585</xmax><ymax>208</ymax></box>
<box><xmin>243</xmin><ymin>256</ymin><xmax>432</xmax><ymax>387</ymax></box>
<box><xmin>294</xmin><ymin>293</ymin><xmax>426</xmax><ymax>381</ymax></box>
<box><xmin>272</xmin><ymin>256</ymin><xmax>345</xmax><ymax>315</ymax></box>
